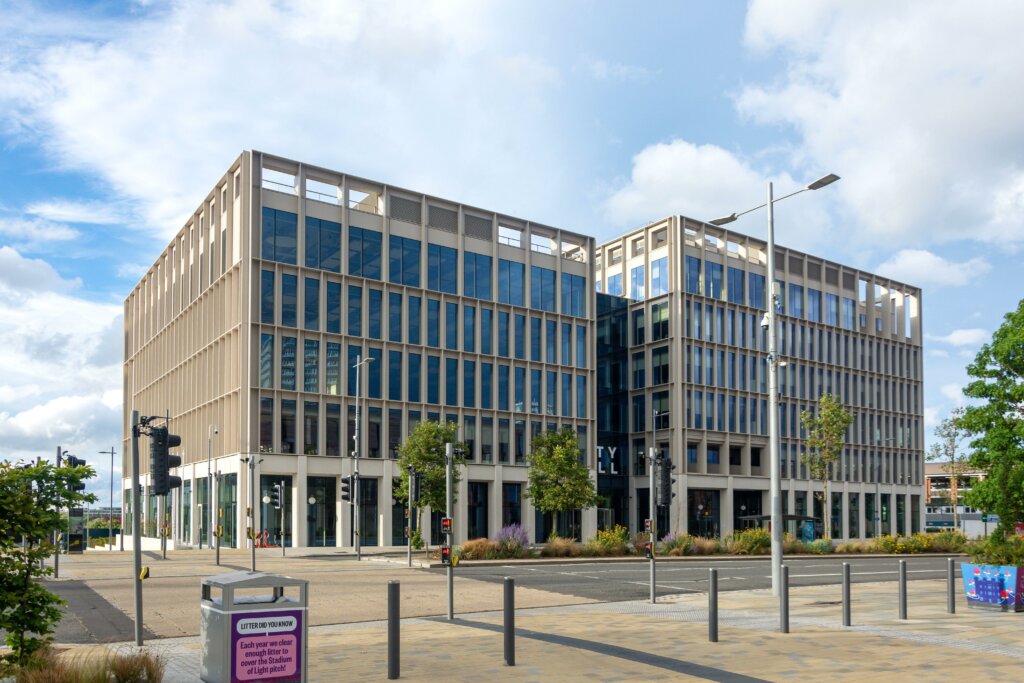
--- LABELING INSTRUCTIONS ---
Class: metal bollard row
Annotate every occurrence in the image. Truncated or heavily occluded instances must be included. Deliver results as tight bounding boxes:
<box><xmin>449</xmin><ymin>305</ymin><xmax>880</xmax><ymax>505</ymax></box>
<box><xmin>708</xmin><ymin>568</ymin><xmax>718</xmax><ymax>643</ymax></box>
<box><xmin>504</xmin><ymin>576</ymin><xmax>515</xmax><ymax>666</ymax></box>
<box><xmin>388</xmin><ymin>581</ymin><xmax>400</xmax><ymax>680</ymax></box>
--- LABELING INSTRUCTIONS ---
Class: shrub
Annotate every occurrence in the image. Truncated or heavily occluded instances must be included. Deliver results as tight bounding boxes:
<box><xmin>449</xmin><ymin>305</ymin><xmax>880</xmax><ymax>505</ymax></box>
<box><xmin>541</xmin><ymin>535</ymin><xmax>578</xmax><ymax>557</ymax></box>
<box><xmin>804</xmin><ymin>539</ymin><xmax>835</xmax><ymax>554</ymax></box>
<box><xmin>691</xmin><ymin>537</ymin><xmax>722</xmax><ymax>555</ymax></box>
<box><xmin>14</xmin><ymin>648</ymin><xmax>165</xmax><ymax>683</ymax></box>
<box><xmin>930</xmin><ymin>530</ymin><xmax>968</xmax><ymax>553</ymax></box>
<box><xmin>631</xmin><ymin>531</ymin><xmax>650</xmax><ymax>555</ymax></box>
<box><xmin>836</xmin><ymin>540</ymin><xmax>872</xmax><ymax>554</ymax></box>
<box><xmin>492</xmin><ymin>524</ymin><xmax>530</xmax><ymax>558</ymax></box>
<box><xmin>899</xmin><ymin>534</ymin><xmax>934</xmax><ymax>554</ymax></box>
<box><xmin>726</xmin><ymin>528</ymin><xmax>771</xmax><ymax>555</ymax></box>
<box><xmin>460</xmin><ymin>538</ymin><xmax>498</xmax><ymax>560</ymax></box>
<box><xmin>871</xmin><ymin>535</ymin><xmax>899</xmax><ymax>554</ymax></box>
<box><xmin>410</xmin><ymin>527</ymin><xmax>425</xmax><ymax>550</ymax></box>
<box><xmin>782</xmin><ymin>532</ymin><xmax>806</xmax><ymax>554</ymax></box>
<box><xmin>971</xmin><ymin>534</ymin><xmax>1024</xmax><ymax>566</ymax></box>
<box><xmin>658</xmin><ymin>532</ymin><xmax>693</xmax><ymax>556</ymax></box>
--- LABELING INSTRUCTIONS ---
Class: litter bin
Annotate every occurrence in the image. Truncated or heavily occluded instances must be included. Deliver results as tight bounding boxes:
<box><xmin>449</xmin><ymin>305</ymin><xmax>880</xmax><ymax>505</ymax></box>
<box><xmin>200</xmin><ymin>571</ymin><xmax>309</xmax><ymax>683</ymax></box>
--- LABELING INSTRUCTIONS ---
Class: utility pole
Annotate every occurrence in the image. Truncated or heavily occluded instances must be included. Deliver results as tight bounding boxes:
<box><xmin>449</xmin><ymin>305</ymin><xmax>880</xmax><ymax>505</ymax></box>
<box><xmin>649</xmin><ymin>446</ymin><xmax>657</xmax><ymax>604</ymax></box>
<box><xmin>54</xmin><ymin>446</ymin><xmax>62</xmax><ymax>579</ymax></box>
<box><xmin>130</xmin><ymin>410</ymin><xmax>143</xmax><ymax>647</ymax></box>
<box><xmin>352</xmin><ymin>354</ymin><xmax>374</xmax><ymax>561</ymax></box>
<box><xmin>407</xmin><ymin>464</ymin><xmax>414</xmax><ymax>568</ymax></box>
<box><xmin>446</xmin><ymin>443</ymin><xmax>454</xmax><ymax>620</ymax></box>
<box><xmin>242</xmin><ymin>454</ymin><xmax>259</xmax><ymax>572</ymax></box>
<box><xmin>99</xmin><ymin>447</ymin><xmax>116</xmax><ymax>551</ymax></box>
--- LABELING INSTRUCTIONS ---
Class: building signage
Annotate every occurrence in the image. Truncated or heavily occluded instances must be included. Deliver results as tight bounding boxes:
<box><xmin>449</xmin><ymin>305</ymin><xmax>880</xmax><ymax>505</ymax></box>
<box><xmin>595</xmin><ymin>446</ymin><xmax>622</xmax><ymax>475</ymax></box>
<box><xmin>231</xmin><ymin>610</ymin><xmax>303</xmax><ymax>683</ymax></box>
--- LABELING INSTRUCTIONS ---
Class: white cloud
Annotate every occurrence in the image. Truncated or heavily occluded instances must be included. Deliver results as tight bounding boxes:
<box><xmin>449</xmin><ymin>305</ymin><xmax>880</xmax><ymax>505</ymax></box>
<box><xmin>26</xmin><ymin>199</ymin><xmax>130</xmax><ymax>225</ymax></box>
<box><xmin>927</xmin><ymin>349</ymin><xmax>949</xmax><ymax>359</ymax></box>
<box><xmin>0</xmin><ymin>216</ymin><xmax>79</xmax><ymax>246</ymax></box>
<box><xmin>116</xmin><ymin>262</ymin><xmax>149</xmax><ymax>280</ymax></box>
<box><xmin>940</xmin><ymin>383</ymin><xmax>965</xmax><ymax>407</ymax></box>
<box><xmin>604</xmin><ymin>139</ymin><xmax>835</xmax><ymax>250</ymax></box>
<box><xmin>923</xmin><ymin>405</ymin><xmax>940</xmax><ymax>430</ymax></box>
<box><xmin>929</xmin><ymin>328</ymin><xmax>988</xmax><ymax>347</ymax></box>
<box><xmin>583</xmin><ymin>58</ymin><xmax>654</xmax><ymax>83</ymax></box>
<box><xmin>739</xmin><ymin>1</ymin><xmax>1024</xmax><ymax>248</ymax></box>
<box><xmin>0</xmin><ymin>246</ymin><xmax>80</xmax><ymax>291</ymax></box>
<box><xmin>0</xmin><ymin>1</ymin><xmax>574</xmax><ymax>239</ymax></box>
<box><xmin>875</xmin><ymin>249</ymin><xmax>989</xmax><ymax>288</ymax></box>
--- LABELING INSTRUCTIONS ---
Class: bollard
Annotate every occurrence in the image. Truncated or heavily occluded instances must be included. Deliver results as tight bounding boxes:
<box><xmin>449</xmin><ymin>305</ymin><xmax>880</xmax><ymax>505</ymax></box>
<box><xmin>708</xmin><ymin>568</ymin><xmax>718</xmax><ymax>643</ymax></box>
<box><xmin>898</xmin><ymin>560</ymin><xmax>907</xmax><ymax>620</ymax></box>
<box><xmin>388</xmin><ymin>581</ymin><xmax>400</xmax><ymax>680</ymax></box>
<box><xmin>780</xmin><ymin>564</ymin><xmax>790</xmax><ymax>634</ymax></box>
<box><xmin>947</xmin><ymin>558</ymin><xmax>956</xmax><ymax>614</ymax></box>
<box><xmin>504</xmin><ymin>576</ymin><xmax>515</xmax><ymax>666</ymax></box>
<box><xmin>842</xmin><ymin>562</ymin><xmax>851</xmax><ymax>627</ymax></box>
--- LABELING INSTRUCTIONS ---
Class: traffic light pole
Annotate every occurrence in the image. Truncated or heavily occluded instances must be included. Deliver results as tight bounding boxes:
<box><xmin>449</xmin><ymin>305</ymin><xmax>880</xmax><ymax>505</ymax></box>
<box><xmin>54</xmin><ymin>446</ymin><xmax>61</xmax><ymax>579</ymax></box>
<box><xmin>649</xmin><ymin>446</ymin><xmax>657</xmax><ymax>605</ymax></box>
<box><xmin>280</xmin><ymin>480</ymin><xmax>286</xmax><ymax>558</ymax></box>
<box><xmin>446</xmin><ymin>443</ymin><xmax>453</xmax><ymax>621</ymax></box>
<box><xmin>130</xmin><ymin>410</ymin><xmax>144</xmax><ymax>647</ymax></box>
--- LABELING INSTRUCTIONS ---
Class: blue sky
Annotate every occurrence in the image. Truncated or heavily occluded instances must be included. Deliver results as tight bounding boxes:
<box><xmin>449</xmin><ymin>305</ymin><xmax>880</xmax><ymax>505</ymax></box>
<box><xmin>1</xmin><ymin>0</ymin><xmax>1021</xmax><ymax>502</ymax></box>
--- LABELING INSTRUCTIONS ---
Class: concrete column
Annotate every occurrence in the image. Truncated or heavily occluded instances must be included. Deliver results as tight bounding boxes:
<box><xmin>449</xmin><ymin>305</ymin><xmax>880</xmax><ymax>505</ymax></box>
<box><xmin>491</xmin><ymin>467</ymin><xmax>505</xmax><ymax>535</ymax></box>
<box><xmin>841</xmin><ymin>485</ymin><xmax>850</xmax><ymax>541</ymax></box>
<box><xmin>456</xmin><ymin>473</ymin><xmax>469</xmax><ymax>544</ymax></box>
<box><xmin>381</xmin><ymin>473</ymin><xmax>393</xmax><ymax>547</ymax></box>
<box><xmin>295</xmin><ymin>456</ymin><xmax>308</xmax><ymax>548</ymax></box>
<box><xmin>722</xmin><ymin>483</ymin><xmax>735</xmax><ymax>537</ymax></box>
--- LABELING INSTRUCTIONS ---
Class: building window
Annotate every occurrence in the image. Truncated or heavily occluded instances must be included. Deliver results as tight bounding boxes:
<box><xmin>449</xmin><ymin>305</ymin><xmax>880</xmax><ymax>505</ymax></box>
<box><xmin>304</xmin><ymin>339</ymin><xmax>319</xmax><ymax>392</ymax></box>
<box><xmin>260</xmin><ymin>334</ymin><xmax>274</xmax><ymax>388</ymax></box>
<box><xmin>305</xmin><ymin>217</ymin><xmax>341</xmax><ymax>272</ymax></box>
<box><xmin>389</xmin><ymin>350</ymin><xmax>402</xmax><ymax>401</ymax></box>
<box><xmin>498</xmin><ymin>365</ymin><xmax>510</xmax><ymax>411</ymax></box>
<box><xmin>514</xmin><ymin>314</ymin><xmax>526</xmax><ymax>359</ymax></box>
<box><xmin>281</xmin><ymin>336</ymin><xmax>297</xmax><ymax>390</ymax></box>
<box><xmin>261</xmin><ymin>270</ymin><xmax>274</xmax><ymax>324</ymax></box>
<box><xmin>561</xmin><ymin>372</ymin><xmax>572</xmax><ymax>417</ymax></box>
<box><xmin>561</xmin><ymin>323</ymin><xmax>572</xmax><ymax>365</ymax></box>
<box><xmin>260</xmin><ymin>397</ymin><xmax>273</xmax><ymax>452</ymax></box>
<box><xmin>546</xmin><ymin>371</ymin><xmax>557</xmax><ymax>416</ymax></box>
<box><xmin>303</xmin><ymin>401</ymin><xmax>318</xmax><ymax>455</ymax></box>
<box><xmin>261</xmin><ymin>208</ymin><xmax>297</xmax><ymax>265</ymax></box>
<box><xmin>480</xmin><ymin>308</ymin><xmax>493</xmax><ymax>355</ymax></box>
<box><xmin>365</xmin><ymin>289</ymin><xmax>380</xmax><ymax>339</ymax></box>
<box><xmin>445</xmin><ymin>302</ymin><xmax>458</xmax><ymax>350</ymax></box>
<box><xmin>326</xmin><ymin>342</ymin><xmax>341</xmax><ymax>395</ymax></box>
<box><xmin>482</xmin><ymin>363</ymin><xmax>494</xmax><ymax>409</ymax></box>
<box><xmin>498</xmin><ymin>259</ymin><xmax>525</xmax><ymax>305</ymax></box>
<box><xmin>530</xmin><ymin>265</ymin><xmax>556</xmax><ymax>312</ymax></box>
<box><xmin>464</xmin><ymin>360</ymin><xmax>476</xmax><ymax>408</ymax></box>
<box><xmin>652</xmin><ymin>302</ymin><xmax>669</xmax><ymax>341</ymax></box>
<box><xmin>464</xmin><ymin>252</ymin><xmax>492</xmax><ymax>300</ymax></box>
<box><xmin>408</xmin><ymin>353</ymin><xmax>421</xmax><ymax>403</ymax></box>
<box><xmin>348</xmin><ymin>285</ymin><xmax>362</xmax><ymax>336</ymax></box>
<box><xmin>826</xmin><ymin>293</ymin><xmax>839</xmax><ymax>326</ymax></box>
<box><xmin>280</xmin><ymin>399</ymin><xmax>296</xmax><ymax>453</ymax></box>
<box><xmin>576</xmin><ymin>376</ymin><xmax>586</xmax><ymax>418</ymax></box>
<box><xmin>326</xmin><ymin>403</ymin><xmax>341</xmax><ymax>456</ymax></box>
<box><xmin>427</xmin><ymin>299</ymin><xmax>440</xmax><ymax>347</ymax></box>
<box><xmin>427</xmin><ymin>244</ymin><xmax>458</xmax><ymax>294</ymax></box>
<box><xmin>808</xmin><ymin>288</ymin><xmax>822</xmax><ymax>323</ymax></box>
<box><xmin>705</xmin><ymin>262</ymin><xmax>723</xmax><ymax>299</ymax></box>
<box><xmin>652</xmin><ymin>346</ymin><xmax>669</xmax><ymax>385</ymax></box>
<box><xmin>304</xmin><ymin>277</ymin><xmax>319</xmax><ymax>330</ymax></box>
<box><xmin>531</xmin><ymin>317</ymin><xmax>542</xmax><ymax>361</ymax></box>
<box><xmin>789</xmin><ymin>284</ymin><xmax>804</xmax><ymax>319</ymax></box>
<box><xmin>576</xmin><ymin>325</ymin><xmax>586</xmax><ymax>368</ymax></box>
<box><xmin>464</xmin><ymin>306</ymin><xmax>476</xmax><ymax>353</ymax></box>
<box><xmin>408</xmin><ymin>295</ymin><xmax>421</xmax><ymax>344</ymax></box>
<box><xmin>630</xmin><ymin>264</ymin><xmax>645</xmax><ymax>301</ymax></box>
<box><xmin>632</xmin><ymin>395</ymin><xmax>646</xmax><ymax>432</ymax></box>
<box><xmin>281</xmin><ymin>274</ymin><xmax>297</xmax><ymax>327</ymax></box>
<box><xmin>606</xmin><ymin>272</ymin><xmax>623</xmax><ymax>296</ymax></box>
<box><xmin>389</xmin><ymin>292</ymin><xmax>402</xmax><ymax>343</ymax></box>
<box><xmin>498</xmin><ymin>311</ymin><xmax>510</xmax><ymax>357</ymax></box>
<box><xmin>388</xmin><ymin>235</ymin><xmax>421</xmax><ymax>286</ymax></box>
<box><xmin>327</xmin><ymin>281</ymin><xmax>341</xmax><ymax>333</ymax></box>
<box><xmin>653</xmin><ymin>391</ymin><xmax>669</xmax><ymax>429</ymax></box>
<box><xmin>561</xmin><ymin>273</ymin><xmax>586</xmax><ymax>317</ymax></box>
<box><xmin>749</xmin><ymin>273</ymin><xmax>766</xmax><ymax>310</ymax></box>
<box><xmin>530</xmin><ymin>369</ymin><xmax>541</xmax><ymax>413</ymax></box>
<box><xmin>651</xmin><ymin>257</ymin><xmax>669</xmax><ymax>297</ymax></box>
<box><xmin>445</xmin><ymin>357</ymin><xmax>458</xmax><ymax>406</ymax></box>
<box><xmin>515</xmin><ymin>366</ymin><xmax>526</xmax><ymax>411</ymax></box>
<box><xmin>727</xmin><ymin>266</ymin><xmax>745</xmax><ymax>305</ymax></box>
<box><xmin>427</xmin><ymin>355</ymin><xmax>440</xmax><ymax>404</ymax></box>
<box><xmin>546</xmin><ymin>320</ymin><xmax>557</xmax><ymax>363</ymax></box>
<box><xmin>632</xmin><ymin>351</ymin><xmax>645</xmax><ymax>389</ymax></box>
<box><xmin>348</xmin><ymin>226</ymin><xmax>382</xmax><ymax>280</ymax></box>
<box><xmin>685</xmin><ymin>256</ymin><xmax>701</xmax><ymax>294</ymax></box>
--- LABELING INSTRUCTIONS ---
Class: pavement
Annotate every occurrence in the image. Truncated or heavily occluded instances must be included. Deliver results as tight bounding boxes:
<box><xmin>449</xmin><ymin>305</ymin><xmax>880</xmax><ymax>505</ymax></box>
<box><xmin>42</xmin><ymin>550</ymin><xmax>1024</xmax><ymax>681</ymax></box>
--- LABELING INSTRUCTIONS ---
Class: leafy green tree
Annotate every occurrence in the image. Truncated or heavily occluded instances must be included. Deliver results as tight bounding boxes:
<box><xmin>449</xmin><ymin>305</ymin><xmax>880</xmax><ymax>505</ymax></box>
<box><xmin>959</xmin><ymin>298</ymin><xmax>1024</xmax><ymax>537</ymax></box>
<box><xmin>926</xmin><ymin>408</ymin><xmax>971</xmax><ymax>530</ymax></box>
<box><xmin>395</xmin><ymin>421</ymin><xmax>466</xmax><ymax>544</ymax></box>
<box><xmin>86</xmin><ymin>516</ymin><xmax>121</xmax><ymax>530</ymax></box>
<box><xmin>526</xmin><ymin>428</ymin><xmax>600</xmax><ymax>540</ymax></box>
<box><xmin>0</xmin><ymin>459</ymin><xmax>95</xmax><ymax>669</ymax></box>
<box><xmin>800</xmin><ymin>393</ymin><xmax>854</xmax><ymax>540</ymax></box>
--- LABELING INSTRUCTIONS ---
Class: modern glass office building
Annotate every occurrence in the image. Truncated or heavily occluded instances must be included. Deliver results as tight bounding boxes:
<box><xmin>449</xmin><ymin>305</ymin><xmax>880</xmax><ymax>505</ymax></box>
<box><xmin>123</xmin><ymin>152</ymin><xmax>924</xmax><ymax>548</ymax></box>
<box><xmin>123</xmin><ymin>151</ymin><xmax>596</xmax><ymax>549</ymax></box>
<box><xmin>594</xmin><ymin>218</ymin><xmax>924</xmax><ymax>540</ymax></box>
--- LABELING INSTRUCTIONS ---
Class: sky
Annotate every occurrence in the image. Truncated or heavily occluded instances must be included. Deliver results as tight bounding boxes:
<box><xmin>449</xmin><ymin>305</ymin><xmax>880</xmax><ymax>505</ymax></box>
<box><xmin>1</xmin><ymin>0</ymin><xmax>1021</xmax><ymax>504</ymax></box>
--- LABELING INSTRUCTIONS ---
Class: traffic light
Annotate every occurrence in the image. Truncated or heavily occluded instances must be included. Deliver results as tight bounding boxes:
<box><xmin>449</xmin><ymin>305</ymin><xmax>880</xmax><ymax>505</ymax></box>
<box><xmin>65</xmin><ymin>456</ymin><xmax>88</xmax><ymax>491</ymax></box>
<box><xmin>149</xmin><ymin>426</ymin><xmax>182</xmax><ymax>496</ymax></box>
<box><xmin>440</xmin><ymin>545</ymin><xmax>452</xmax><ymax>565</ymax></box>
<box><xmin>656</xmin><ymin>452</ymin><xmax>676</xmax><ymax>508</ymax></box>
<box><xmin>440</xmin><ymin>516</ymin><xmax>452</xmax><ymax>536</ymax></box>
<box><xmin>644</xmin><ymin>541</ymin><xmax>653</xmax><ymax>560</ymax></box>
<box><xmin>269</xmin><ymin>482</ymin><xmax>283</xmax><ymax>510</ymax></box>
<box><xmin>341</xmin><ymin>475</ymin><xmax>353</xmax><ymax>503</ymax></box>
<box><xmin>409</xmin><ymin>472</ymin><xmax>420</xmax><ymax>505</ymax></box>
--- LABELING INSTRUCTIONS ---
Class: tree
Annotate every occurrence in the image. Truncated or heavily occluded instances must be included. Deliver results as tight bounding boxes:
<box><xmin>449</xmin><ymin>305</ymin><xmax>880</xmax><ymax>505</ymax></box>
<box><xmin>926</xmin><ymin>408</ymin><xmax>971</xmax><ymax>531</ymax></box>
<box><xmin>800</xmin><ymin>393</ymin><xmax>854</xmax><ymax>540</ymax></box>
<box><xmin>959</xmin><ymin>298</ymin><xmax>1024</xmax><ymax>538</ymax></box>
<box><xmin>0</xmin><ymin>459</ymin><xmax>95</xmax><ymax>669</ymax></box>
<box><xmin>525</xmin><ymin>428</ymin><xmax>600</xmax><ymax>541</ymax></box>
<box><xmin>395</xmin><ymin>421</ymin><xmax>466</xmax><ymax>544</ymax></box>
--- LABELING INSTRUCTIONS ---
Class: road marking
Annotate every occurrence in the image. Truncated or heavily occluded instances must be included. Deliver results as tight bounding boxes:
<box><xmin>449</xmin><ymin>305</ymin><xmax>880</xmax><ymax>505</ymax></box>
<box><xmin>777</xmin><ymin>569</ymin><xmax>948</xmax><ymax>578</ymax></box>
<box><xmin>627</xmin><ymin>581</ymin><xmax>700</xmax><ymax>592</ymax></box>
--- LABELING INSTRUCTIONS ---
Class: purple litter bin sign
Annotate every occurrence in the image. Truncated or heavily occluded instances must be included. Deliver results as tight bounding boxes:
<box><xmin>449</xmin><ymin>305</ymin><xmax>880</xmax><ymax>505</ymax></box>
<box><xmin>230</xmin><ymin>610</ymin><xmax>304</xmax><ymax>683</ymax></box>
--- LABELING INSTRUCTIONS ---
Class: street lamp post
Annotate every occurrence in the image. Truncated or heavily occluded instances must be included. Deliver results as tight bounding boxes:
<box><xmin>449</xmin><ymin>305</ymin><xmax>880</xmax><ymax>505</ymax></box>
<box><xmin>711</xmin><ymin>172</ymin><xmax>840</xmax><ymax>597</ymax></box>
<box><xmin>352</xmin><ymin>354</ymin><xmax>374</xmax><ymax>561</ymax></box>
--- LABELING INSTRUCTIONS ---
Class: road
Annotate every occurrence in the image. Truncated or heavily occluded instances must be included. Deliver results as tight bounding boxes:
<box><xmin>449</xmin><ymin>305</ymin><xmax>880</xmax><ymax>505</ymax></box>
<box><xmin>433</xmin><ymin>555</ymin><xmax>961</xmax><ymax>602</ymax></box>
